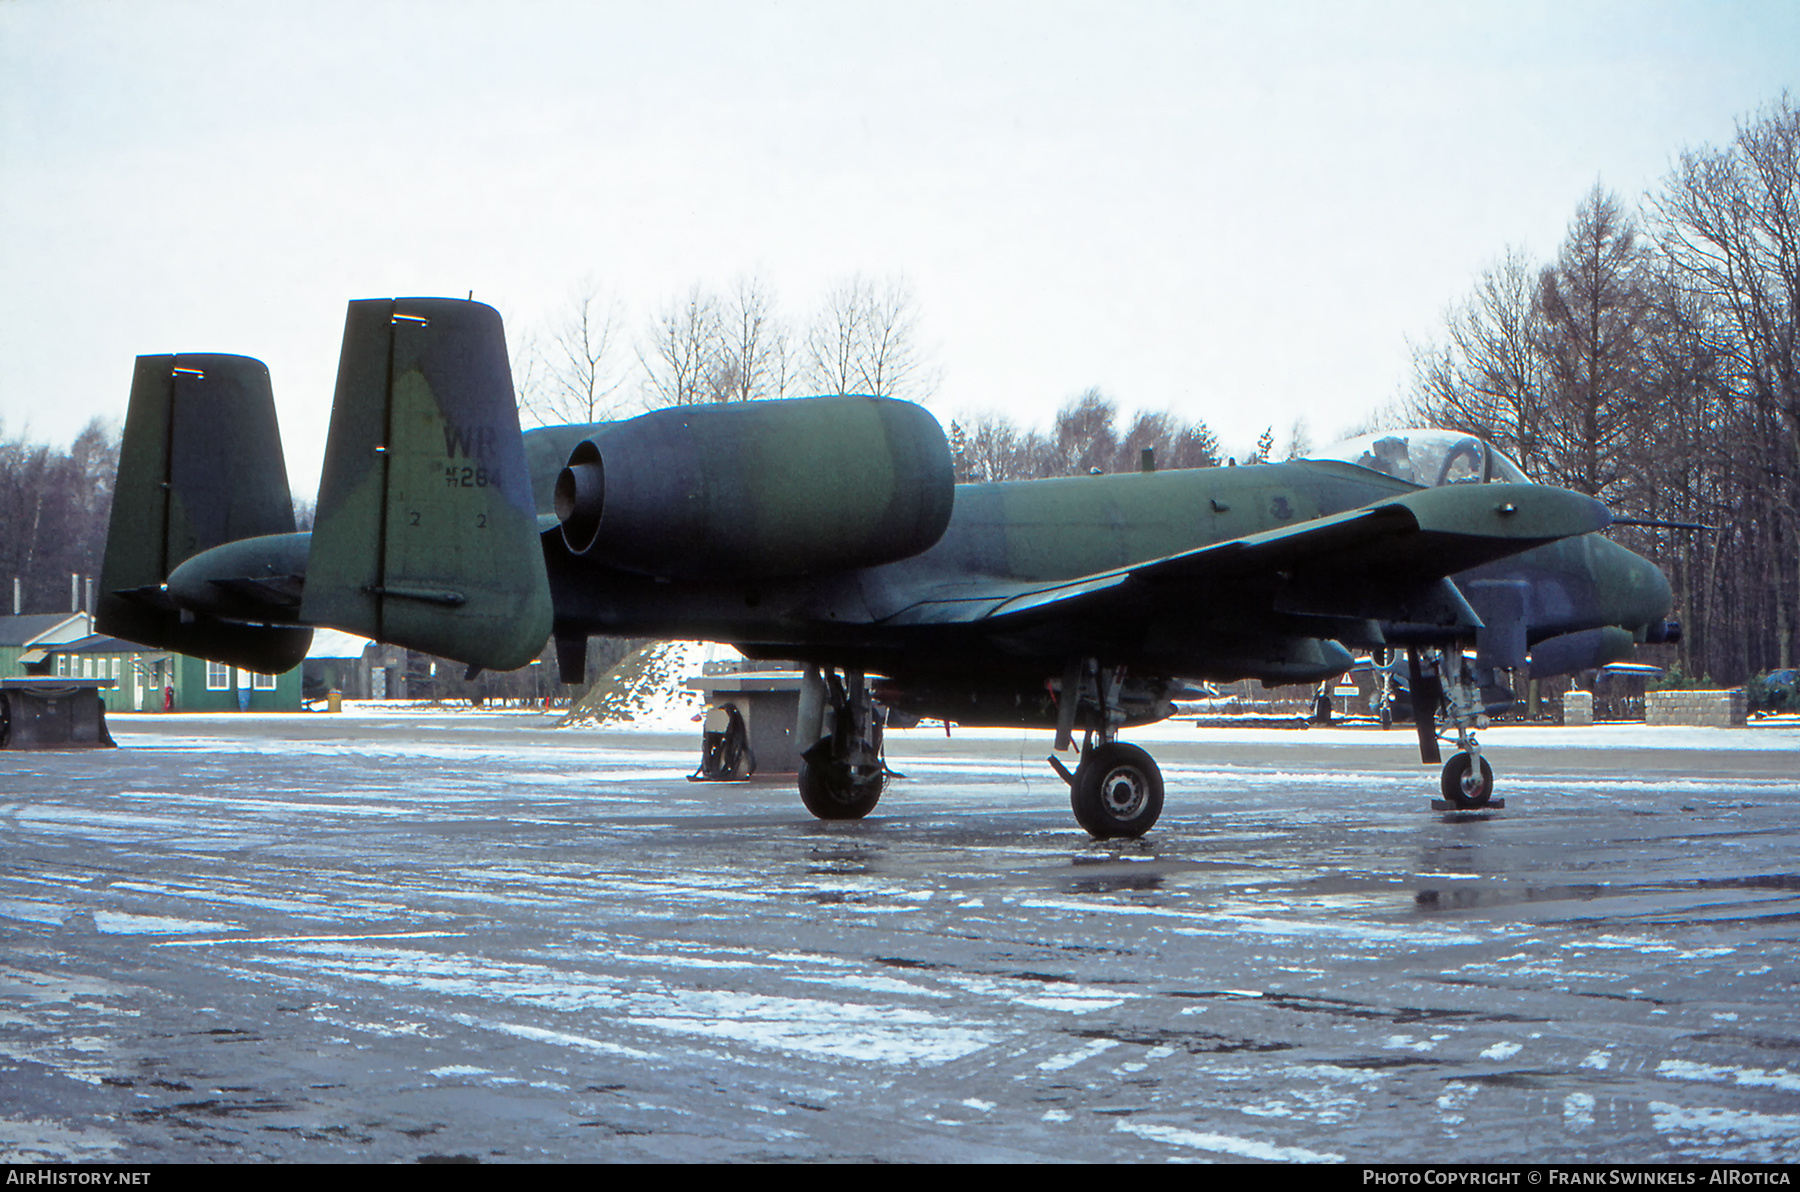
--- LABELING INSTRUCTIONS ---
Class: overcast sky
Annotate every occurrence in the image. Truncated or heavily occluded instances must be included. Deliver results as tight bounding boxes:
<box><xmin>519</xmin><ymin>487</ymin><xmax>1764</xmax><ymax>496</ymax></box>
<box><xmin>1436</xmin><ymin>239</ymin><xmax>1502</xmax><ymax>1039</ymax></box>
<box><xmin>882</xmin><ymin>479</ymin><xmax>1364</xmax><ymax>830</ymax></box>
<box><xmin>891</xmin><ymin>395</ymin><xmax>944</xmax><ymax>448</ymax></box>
<box><xmin>2</xmin><ymin>0</ymin><xmax>1796</xmax><ymax>492</ymax></box>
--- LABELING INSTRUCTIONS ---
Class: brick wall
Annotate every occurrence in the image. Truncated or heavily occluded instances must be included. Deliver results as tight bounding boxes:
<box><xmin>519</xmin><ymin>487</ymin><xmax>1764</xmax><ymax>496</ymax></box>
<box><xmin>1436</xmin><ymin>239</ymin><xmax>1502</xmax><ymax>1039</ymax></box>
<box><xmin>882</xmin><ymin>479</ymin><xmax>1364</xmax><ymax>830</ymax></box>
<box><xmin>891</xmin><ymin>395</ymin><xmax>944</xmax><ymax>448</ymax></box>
<box><xmin>1645</xmin><ymin>689</ymin><xmax>1747</xmax><ymax>728</ymax></box>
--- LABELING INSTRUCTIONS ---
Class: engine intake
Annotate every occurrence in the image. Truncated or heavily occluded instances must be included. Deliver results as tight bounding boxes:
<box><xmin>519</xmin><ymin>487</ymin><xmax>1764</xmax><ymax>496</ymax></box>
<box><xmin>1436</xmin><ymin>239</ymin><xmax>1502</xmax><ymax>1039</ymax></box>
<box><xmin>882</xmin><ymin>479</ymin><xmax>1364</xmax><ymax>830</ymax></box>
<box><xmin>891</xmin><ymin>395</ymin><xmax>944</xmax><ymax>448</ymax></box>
<box><xmin>555</xmin><ymin>395</ymin><xmax>954</xmax><ymax>579</ymax></box>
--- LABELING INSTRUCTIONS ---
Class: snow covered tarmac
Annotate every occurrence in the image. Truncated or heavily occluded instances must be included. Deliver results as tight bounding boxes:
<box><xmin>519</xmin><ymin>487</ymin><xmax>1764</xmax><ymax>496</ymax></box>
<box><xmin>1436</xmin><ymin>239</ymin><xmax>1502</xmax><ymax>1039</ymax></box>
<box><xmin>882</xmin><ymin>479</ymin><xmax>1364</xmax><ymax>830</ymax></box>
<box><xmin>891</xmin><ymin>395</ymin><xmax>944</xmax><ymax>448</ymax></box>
<box><xmin>2</xmin><ymin>710</ymin><xmax>1798</xmax><ymax>1162</ymax></box>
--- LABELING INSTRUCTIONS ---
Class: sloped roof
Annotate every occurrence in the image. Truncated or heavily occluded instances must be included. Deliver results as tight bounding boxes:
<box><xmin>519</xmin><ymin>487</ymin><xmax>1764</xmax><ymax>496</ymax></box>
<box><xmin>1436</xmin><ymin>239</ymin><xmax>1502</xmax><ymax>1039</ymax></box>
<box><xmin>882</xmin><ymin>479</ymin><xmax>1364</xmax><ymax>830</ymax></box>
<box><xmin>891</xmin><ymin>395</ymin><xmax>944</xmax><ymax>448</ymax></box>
<box><xmin>0</xmin><ymin>612</ymin><xmax>90</xmax><ymax>648</ymax></box>
<box><xmin>49</xmin><ymin>634</ymin><xmax>156</xmax><ymax>655</ymax></box>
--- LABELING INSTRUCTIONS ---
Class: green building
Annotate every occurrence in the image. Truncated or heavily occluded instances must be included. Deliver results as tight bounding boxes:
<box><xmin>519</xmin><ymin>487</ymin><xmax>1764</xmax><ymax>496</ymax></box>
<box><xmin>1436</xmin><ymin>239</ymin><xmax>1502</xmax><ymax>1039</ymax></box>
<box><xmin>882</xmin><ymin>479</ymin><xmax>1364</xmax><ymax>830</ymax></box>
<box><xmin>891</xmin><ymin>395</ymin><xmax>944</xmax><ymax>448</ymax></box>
<box><xmin>0</xmin><ymin>612</ymin><xmax>92</xmax><ymax>678</ymax></box>
<box><xmin>51</xmin><ymin>636</ymin><xmax>302</xmax><ymax>712</ymax></box>
<box><xmin>3</xmin><ymin>613</ymin><xmax>302</xmax><ymax>712</ymax></box>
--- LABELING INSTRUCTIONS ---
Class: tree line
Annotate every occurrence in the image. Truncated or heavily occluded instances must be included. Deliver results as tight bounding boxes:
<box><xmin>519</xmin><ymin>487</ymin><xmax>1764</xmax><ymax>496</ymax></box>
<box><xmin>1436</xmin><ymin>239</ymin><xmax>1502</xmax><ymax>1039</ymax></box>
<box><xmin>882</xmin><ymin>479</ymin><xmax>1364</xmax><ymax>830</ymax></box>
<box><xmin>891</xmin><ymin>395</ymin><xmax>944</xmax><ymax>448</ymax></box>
<box><xmin>514</xmin><ymin>271</ymin><xmax>937</xmax><ymax>425</ymax></box>
<box><xmin>0</xmin><ymin>419</ymin><xmax>117</xmax><ymax>618</ymax></box>
<box><xmin>515</xmin><ymin>271</ymin><xmax>1306</xmax><ymax>478</ymax></box>
<box><xmin>947</xmin><ymin>389</ymin><xmax>1271</xmax><ymax>483</ymax></box>
<box><xmin>1407</xmin><ymin>95</ymin><xmax>1798</xmax><ymax>686</ymax></box>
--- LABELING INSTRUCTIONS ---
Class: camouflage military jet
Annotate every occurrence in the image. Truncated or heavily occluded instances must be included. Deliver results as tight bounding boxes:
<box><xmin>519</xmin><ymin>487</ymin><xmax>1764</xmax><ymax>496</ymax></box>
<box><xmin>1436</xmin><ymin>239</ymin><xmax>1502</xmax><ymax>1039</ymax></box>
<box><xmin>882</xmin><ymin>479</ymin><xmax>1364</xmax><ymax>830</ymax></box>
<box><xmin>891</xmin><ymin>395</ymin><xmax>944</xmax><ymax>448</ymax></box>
<box><xmin>99</xmin><ymin>298</ymin><xmax>1676</xmax><ymax>838</ymax></box>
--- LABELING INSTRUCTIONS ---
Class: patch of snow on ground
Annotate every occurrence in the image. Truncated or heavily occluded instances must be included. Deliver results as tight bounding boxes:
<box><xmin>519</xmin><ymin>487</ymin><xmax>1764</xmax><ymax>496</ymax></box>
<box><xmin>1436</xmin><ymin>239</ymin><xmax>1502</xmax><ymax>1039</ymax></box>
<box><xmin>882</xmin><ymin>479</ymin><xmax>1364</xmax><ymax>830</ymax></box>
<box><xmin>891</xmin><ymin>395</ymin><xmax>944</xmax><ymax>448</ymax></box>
<box><xmin>559</xmin><ymin>641</ymin><xmax>713</xmax><ymax>731</ymax></box>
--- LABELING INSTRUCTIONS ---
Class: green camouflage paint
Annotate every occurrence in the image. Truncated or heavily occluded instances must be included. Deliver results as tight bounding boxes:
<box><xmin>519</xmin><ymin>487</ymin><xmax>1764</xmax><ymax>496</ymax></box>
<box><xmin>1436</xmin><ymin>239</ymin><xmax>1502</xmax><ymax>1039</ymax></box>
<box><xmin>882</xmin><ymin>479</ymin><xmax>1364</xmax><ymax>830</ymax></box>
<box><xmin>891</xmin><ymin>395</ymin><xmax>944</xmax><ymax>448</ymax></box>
<box><xmin>303</xmin><ymin>299</ymin><xmax>551</xmax><ymax>671</ymax></box>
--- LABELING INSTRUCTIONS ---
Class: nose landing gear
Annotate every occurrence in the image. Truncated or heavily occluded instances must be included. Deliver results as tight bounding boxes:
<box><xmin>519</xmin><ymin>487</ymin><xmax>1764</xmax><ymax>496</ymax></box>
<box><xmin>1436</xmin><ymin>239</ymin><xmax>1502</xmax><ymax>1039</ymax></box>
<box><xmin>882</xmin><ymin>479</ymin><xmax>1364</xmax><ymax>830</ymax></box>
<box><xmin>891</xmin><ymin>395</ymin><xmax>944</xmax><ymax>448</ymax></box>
<box><xmin>1440</xmin><ymin>750</ymin><xmax>1494</xmax><ymax>809</ymax></box>
<box><xmin>1411</xmin><ymin>646</ymin><xmax>1505</xmax><ymax>812</ymax></box>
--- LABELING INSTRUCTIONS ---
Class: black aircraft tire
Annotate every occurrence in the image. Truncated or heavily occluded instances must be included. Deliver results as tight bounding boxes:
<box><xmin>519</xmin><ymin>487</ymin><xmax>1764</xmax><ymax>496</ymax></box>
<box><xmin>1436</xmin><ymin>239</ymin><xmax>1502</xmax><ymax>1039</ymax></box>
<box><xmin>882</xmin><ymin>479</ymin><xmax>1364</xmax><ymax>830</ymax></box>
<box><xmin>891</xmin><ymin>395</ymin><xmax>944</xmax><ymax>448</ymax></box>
<box><xmin>797</xmin><ymin>760</ymin><xmax>883</xmax><ymax>821</ymax></box>
<box><xmin>1440</xmin><ymin>752</ymin><xmax>1495</xmax><ymax>809</ymax></box>
<box><xmin>1070</xmin><ymin>742</ymin><xmax>1164</xmax><ymax>840</ymax></box>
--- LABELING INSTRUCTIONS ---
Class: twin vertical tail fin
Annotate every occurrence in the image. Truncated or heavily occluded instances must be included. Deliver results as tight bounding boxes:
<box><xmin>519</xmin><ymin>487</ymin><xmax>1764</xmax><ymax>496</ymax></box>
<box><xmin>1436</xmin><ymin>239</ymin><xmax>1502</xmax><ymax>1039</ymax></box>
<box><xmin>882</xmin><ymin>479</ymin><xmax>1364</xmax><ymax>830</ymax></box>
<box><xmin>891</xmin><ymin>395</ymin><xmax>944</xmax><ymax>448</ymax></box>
<box><xmin>99</xmin><ymin>299</ymin><xmax>553</xmax><ymax>676</ymax></box>
<box><xmin>300</xmin><ymin>298</ymin><xmax>552</xmax><ymax>671</ymax></box>
<box><xmin>97</xmin><ymin>354</ymin><xmax>313</xmax><ymax>673</ymax></box>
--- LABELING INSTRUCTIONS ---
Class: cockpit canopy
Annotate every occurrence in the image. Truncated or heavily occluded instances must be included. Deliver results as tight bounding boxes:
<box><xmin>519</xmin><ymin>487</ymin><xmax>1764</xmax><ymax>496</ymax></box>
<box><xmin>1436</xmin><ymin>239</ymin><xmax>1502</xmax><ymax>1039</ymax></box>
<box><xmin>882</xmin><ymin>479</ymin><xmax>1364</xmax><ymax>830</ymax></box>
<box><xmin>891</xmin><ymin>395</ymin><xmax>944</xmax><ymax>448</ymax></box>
<box><xmin>1310</xmin><ymin>429</ymin><xmax>1530</xmax><ymax>488</ymax></box>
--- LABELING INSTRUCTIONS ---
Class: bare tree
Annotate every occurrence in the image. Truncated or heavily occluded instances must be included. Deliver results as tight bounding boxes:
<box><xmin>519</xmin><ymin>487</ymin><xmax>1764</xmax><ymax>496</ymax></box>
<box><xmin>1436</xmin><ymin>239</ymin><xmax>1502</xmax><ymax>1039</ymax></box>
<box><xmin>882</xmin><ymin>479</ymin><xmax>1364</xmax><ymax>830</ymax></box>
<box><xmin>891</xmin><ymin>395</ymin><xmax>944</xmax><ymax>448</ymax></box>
<box><xmin>517</xmin><ymin>281</ymin><xmax>626</xmax><ymax>427</ymax></box>
<box><xmin>1533</xmin><ymin>185</ymin><xmax>1657</xmax><ymax>501</ymax></box>
<box><xmin>1172</xmin><ymin>421</ymin><xmax>1223</xmax><ymax>469</ymax></box>
<box><xmin>1410</xmin><ymin>189</ymin><xmax>1660</xmax><ymax>503</ymax></box>
<box><xmin>1407</xmin><ymin>247</ymin><xmax>1549</xmax><ymax>471</ymax></box>
<box><xmin>1116</xmin><ymin>410</ymin><xmax>1178</xmax><ymax>471</ymax></box>
<box><xmin>802</xmin><ymin>274</ymin><xmax>938</xmax><ymax>401</ymax></box>
<box><xmin>949</xmin><ymin>400</ymin><xmax>1224</xmax><ymax>482</ymax></box>
<box><xmin>641</xmin><ymin>285</ymin><xmax>722</xmax><ymax>408</ymax></box>
<box><xmin>0</xmin><ymin>418</ymin><xmax>119</xmax><ymax>614</ymax></box>
<box><xmin>1388</xmin><ymin>98</ymin><xmax>1800</xmax><ymax>682</ymax></box>
<box><xmin>1654</xmin><ymin>94</ymin><xmax>1800</xmax><ymax>667</ymax></box>
<box><xmin>949</xmin><ymin>411</ymin><xmax>1046</xmax><ymax>482</ymax></box>
<box><xmin>712</xmin><ymin>275</ymin><xmax>793</xmax><ymax>403</ymax></box>
<box><xmin>1281</xmin><ymin>417</ymin><xmax>1313</xmax><ymax>462</ymax></box>
<box><xmin>1052</xmin><ymin>389</ymin><xmax>1120</xmax><ymax>475</ymax></box>
<box><xmin>1116</xmin><ymin>409</ymin><xmax>1223</xmax><ymax>471</ymax></box>
<box><xmin>1656</xmin><ymin>94</ymin><xmax>1800</xmax><ymax>440</ymax></box>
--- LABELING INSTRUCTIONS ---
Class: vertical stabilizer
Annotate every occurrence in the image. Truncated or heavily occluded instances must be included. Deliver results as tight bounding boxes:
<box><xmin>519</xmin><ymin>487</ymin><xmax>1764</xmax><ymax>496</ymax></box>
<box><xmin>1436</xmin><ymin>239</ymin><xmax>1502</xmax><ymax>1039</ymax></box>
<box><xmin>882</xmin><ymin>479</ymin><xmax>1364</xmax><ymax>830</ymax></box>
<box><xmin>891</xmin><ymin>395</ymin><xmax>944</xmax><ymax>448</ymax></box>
<box><xmin>301</xmin><ymin>298</ymin><xmax>552</xmax><ymax>671</ymax></box>
<box><xmin>97</xmin><ymin>353</ymin><xmax>312</xmax><ymax>673</ymax></box>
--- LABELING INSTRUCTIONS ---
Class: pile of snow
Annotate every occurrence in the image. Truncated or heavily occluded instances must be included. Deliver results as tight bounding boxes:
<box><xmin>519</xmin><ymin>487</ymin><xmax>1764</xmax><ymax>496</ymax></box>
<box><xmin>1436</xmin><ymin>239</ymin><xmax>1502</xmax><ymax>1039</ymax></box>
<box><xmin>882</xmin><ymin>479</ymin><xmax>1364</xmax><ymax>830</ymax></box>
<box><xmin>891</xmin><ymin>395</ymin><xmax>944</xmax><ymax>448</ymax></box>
<box><xmin>558</xmin><ymin>640</ymin><xmax>716</xmax><ymax>731</ymax></box>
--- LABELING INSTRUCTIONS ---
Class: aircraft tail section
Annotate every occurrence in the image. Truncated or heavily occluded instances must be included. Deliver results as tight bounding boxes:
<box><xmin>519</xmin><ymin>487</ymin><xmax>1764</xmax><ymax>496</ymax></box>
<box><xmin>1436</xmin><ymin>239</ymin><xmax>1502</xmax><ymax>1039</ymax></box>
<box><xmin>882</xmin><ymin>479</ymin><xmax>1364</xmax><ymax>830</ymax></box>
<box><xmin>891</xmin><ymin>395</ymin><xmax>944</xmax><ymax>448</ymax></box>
<box><xmin>97</xmin><ymin>353</ymin><xmax>312</xmax><ymax>673</ymax></box>
<box><xmin>301</xmin><ymin>298</ymin><xmax>552</xmax><ymax>671</ymax></box>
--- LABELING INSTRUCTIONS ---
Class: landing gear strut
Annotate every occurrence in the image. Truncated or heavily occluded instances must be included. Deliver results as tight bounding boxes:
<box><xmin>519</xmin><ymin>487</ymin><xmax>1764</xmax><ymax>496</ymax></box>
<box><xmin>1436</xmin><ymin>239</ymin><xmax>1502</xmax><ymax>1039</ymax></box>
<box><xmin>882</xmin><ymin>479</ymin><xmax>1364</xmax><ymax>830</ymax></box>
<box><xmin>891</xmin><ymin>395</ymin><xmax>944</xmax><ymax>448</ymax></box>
<box><xmin>1409</xmin><ymin>646</ymin><xmax>1501</xmax><ymax>811</ymax></box>
<box><xmin>1373</xmin><ymin>647</ymin><xmax>1395</xmax><ymax>730</ymax></box>
<box><xmin>796</xmin><ymin>666</ymin><xmax>887</xmax><ymax>820</ymax></box>
<box><xmin>1048</xmin><ymin>659</ymin><xmax>1165</xmax><ymax>839</ymax></box>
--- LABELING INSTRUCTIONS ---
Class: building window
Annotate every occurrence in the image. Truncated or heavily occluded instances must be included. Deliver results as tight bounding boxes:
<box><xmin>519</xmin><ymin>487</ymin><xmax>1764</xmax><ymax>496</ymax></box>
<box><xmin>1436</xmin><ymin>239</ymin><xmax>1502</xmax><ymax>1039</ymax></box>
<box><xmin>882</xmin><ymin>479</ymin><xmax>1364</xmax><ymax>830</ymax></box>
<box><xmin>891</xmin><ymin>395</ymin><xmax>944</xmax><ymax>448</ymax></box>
<box><xmin>252</xmin><ymin>671</ymin><xmax>276</xmax><ymax>690</ymax></box>
<box><xmin>207</xmin><ymin>661</ymin><xmax>230</xmax><ymax>690</ymax></box>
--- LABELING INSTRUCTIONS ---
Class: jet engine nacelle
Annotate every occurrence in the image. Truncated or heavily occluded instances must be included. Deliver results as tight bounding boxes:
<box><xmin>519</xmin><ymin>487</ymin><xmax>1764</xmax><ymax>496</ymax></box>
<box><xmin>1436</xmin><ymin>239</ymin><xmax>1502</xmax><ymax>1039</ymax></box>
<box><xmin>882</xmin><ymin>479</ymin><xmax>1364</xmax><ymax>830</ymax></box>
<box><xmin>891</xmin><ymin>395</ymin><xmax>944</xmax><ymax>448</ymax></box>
<box><xmin>555</xmin><ymin>395</ymin><xmax>954</xmax><ymax>579</ymax></box>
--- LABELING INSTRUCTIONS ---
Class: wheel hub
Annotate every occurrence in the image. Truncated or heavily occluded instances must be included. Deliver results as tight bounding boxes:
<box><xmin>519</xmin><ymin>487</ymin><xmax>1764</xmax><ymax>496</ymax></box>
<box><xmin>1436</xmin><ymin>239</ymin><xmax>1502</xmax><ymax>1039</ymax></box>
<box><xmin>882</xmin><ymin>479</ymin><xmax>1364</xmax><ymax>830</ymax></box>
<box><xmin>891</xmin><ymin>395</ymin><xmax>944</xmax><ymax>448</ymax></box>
<box><xmin>1100</xmin><ymin>767</ymin><xmax>1147</xmax><ymax>818</ymax></box>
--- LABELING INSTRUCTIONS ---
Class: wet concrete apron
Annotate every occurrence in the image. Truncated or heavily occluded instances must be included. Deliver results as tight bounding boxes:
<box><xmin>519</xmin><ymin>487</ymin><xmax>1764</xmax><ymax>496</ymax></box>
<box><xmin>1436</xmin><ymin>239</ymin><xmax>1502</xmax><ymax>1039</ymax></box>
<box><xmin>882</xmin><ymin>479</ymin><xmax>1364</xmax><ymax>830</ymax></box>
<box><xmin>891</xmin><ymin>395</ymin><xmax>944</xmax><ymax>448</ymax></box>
<box><xmin>3</xmin><ymin>715</ymin><xmax>1798</xmax><ymax>1161</ymax></box>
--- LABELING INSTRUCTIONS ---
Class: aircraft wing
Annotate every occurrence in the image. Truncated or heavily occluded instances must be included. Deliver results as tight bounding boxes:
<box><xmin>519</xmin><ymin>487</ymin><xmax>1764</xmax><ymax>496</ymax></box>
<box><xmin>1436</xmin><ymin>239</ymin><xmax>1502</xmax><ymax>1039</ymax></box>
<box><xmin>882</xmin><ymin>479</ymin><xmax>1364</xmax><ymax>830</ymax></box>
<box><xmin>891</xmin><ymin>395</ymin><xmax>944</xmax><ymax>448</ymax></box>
<box><xmin>878</xmin><ymin>482</ymin><xmax>1611</xmax><ymax>630</ymax></box>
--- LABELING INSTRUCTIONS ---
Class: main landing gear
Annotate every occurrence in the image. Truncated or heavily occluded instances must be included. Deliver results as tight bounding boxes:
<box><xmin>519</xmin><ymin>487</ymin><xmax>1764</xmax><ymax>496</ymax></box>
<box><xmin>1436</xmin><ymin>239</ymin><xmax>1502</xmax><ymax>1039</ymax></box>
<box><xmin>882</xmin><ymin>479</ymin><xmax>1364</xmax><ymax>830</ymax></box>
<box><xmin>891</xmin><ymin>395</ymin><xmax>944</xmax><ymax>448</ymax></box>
<box><xmin>1057</xmin><ymin>738</ymin><xmax>1165</xmax><ymax>839</ymax></box>
<box><xmin>1408</xmin><ymin>645</ymin><xmax>1502</xmax><ymax>811</ymax></box>
<box><xmin>795</xmin><ymin>665</ymin><xmax>887</xmax><ymax>820</ymax></box>
<box><xmin>1046</xmin><ymin>660</ymin><xmax>1166</xmax><ymax>840</ymax></box>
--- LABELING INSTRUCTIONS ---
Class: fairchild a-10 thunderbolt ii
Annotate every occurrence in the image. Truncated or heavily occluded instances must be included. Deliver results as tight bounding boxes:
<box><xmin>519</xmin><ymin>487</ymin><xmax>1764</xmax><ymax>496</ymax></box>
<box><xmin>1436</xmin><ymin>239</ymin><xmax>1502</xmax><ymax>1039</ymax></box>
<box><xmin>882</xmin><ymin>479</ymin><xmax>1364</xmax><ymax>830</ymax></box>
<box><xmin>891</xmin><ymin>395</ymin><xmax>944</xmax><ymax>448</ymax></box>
<box><xmin>98</xmin><ymin>297</ymin><xmax>1678</xmax><ymax>838</ymax></box>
